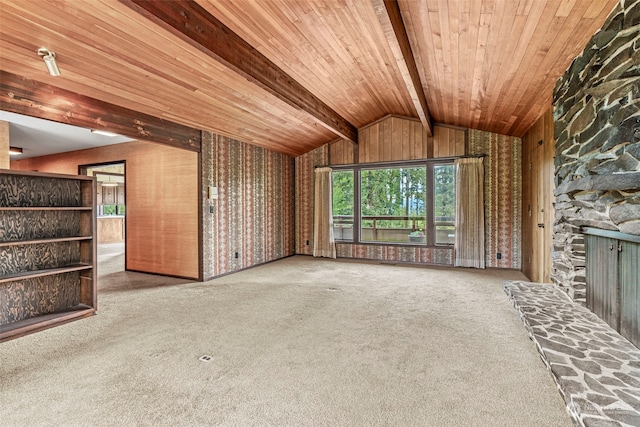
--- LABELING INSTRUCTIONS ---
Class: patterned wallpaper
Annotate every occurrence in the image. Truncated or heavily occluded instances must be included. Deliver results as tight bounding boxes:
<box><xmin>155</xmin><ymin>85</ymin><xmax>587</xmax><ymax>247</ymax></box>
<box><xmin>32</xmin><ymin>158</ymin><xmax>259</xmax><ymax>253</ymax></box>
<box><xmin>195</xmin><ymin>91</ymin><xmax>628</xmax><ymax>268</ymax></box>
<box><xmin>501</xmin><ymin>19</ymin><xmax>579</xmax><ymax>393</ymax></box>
<box><xmin>468</xmin><ymin>130</ymin><xmax>522</xmax><ymax>269</ymax></box>
<box><xmin>336</xmin><ymin>244</ymin><xmax>453</xmax><ymax>265</ymax></box>
<box><xmin>294</xmin><ymin>145</ymin><xmax>328</xmax><ymax>256</ymax></box>
<box><xmin>201</xmin><ymin>132</ymin><xmax>295</xmax><ymax>279</ymax></box>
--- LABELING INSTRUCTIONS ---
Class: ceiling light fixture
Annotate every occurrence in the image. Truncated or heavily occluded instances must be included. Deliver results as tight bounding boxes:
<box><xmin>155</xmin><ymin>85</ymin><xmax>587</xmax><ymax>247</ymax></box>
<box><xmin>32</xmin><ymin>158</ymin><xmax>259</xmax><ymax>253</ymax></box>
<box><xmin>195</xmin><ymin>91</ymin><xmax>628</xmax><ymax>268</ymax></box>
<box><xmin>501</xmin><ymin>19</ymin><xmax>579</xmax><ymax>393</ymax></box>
<box><xmin>90</xmin><ymin>129</ymin><xmax>119</xmax><ymax>137</ymax></box>
<box><xmin>37</xmin><ymin>48</ymin><xmax>61</xmax><ymax>76</ymax></box>
<box><xmin>9</xmin><ymin>146</ymin><xmax>23</xmax><ymax>155</ymax></box>
<box><xmin>101</xmin><ymin>175</ymin><xmax>118</xmax><ymax>187</ymax></box>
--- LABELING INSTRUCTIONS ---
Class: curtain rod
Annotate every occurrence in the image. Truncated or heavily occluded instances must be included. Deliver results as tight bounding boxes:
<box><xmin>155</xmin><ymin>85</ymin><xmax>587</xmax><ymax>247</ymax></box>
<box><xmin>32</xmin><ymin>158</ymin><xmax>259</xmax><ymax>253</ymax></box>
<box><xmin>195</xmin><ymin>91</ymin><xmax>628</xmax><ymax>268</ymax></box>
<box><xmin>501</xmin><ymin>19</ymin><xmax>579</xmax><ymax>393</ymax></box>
<box><xmin>456</xmin><ymin>154</ymin><xmax>487</xmax><ymax>160</ymax></box>
<box><xmin>313</xmin><ymin>154</ymin><xmax>486</xmax><ymax>169</ymax></box>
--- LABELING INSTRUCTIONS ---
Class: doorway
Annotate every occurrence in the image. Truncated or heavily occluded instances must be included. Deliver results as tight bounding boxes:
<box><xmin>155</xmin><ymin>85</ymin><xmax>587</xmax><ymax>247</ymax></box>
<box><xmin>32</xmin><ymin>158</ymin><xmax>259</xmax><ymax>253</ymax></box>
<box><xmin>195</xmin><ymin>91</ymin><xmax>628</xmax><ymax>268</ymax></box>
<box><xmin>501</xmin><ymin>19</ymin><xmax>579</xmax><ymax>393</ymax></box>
<box><xmin>80</xmin><ymin>162</ymin><xmax>126</xmax><ymax>275</ymax></box>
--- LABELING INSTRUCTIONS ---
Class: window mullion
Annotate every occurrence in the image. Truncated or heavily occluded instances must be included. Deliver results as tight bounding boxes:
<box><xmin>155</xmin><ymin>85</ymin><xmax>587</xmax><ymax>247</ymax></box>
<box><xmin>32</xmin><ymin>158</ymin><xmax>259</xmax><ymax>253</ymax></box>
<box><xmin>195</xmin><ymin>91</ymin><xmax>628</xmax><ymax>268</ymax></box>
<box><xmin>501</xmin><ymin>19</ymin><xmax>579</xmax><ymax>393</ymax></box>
<box><xmin>354</xmin><ymin>168</ymin><xmax>361</xmax><ymax>243</ymax></box>
<box><xmin>426</xmin><ymin>163</ymin><xmax>435</xmax><ymax>246</ymax></box>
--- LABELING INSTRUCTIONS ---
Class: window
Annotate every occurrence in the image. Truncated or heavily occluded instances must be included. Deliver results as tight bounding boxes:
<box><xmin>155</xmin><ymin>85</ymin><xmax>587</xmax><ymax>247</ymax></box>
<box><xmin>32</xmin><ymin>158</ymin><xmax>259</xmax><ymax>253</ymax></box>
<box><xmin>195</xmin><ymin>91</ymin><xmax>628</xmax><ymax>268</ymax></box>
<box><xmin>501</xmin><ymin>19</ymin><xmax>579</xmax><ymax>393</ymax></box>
<box><xmin>332</xmin><ymin>170</ymin><xmax>354</xmax><ymax>241</ymax></box>
<box><xmin>361</xmin><ymin>167</ymin><xmax>426</xmax><ymax>243</ymax></box>
<box><xmin>331</xmin><ymin>160</ymin><xmax>455</xmax><ymax>246</ymax></box>
<box><xmin>434</xmin><ymin>164</ymin><xmax>455</xmax><ymax>245</ymax></box>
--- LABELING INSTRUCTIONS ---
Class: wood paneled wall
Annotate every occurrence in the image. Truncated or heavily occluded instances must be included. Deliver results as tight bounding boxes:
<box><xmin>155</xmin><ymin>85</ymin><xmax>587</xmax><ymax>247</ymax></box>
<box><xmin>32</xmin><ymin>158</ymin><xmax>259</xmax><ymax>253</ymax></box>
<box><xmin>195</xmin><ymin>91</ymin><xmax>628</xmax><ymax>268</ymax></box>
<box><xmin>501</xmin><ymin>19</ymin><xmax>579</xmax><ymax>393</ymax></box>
<box><xmin>521</xmin><ymin>108</ymin><xmax>555</xmax><ymax>283</ymax></box>
<box><xmin>329</xmin><ymin>115</ymin><xmax>465</xmax><ymax>165</ymax></box>
<box><xmin>0</xmin><ymin>121</ymin><xmax>9</xmax><ymax>169</ymax></box>
<box><xmin>358</xmin><ymin>116</ymin><xmax>429</xmax><ymax>162</ymax></box>
<box><xmin>10</xmin><ymin>140</ymin><xmax>200</xmax><ymax>279</ymax></box>
<box><xmin>432</xmin><ymin>126</ymin><xmax>466</xmax><ymax>158</ymax></box>
<box><xmin>328</xmin><ymin>138</ymin><xmax>356</xmax><ymax>165</ymax></box>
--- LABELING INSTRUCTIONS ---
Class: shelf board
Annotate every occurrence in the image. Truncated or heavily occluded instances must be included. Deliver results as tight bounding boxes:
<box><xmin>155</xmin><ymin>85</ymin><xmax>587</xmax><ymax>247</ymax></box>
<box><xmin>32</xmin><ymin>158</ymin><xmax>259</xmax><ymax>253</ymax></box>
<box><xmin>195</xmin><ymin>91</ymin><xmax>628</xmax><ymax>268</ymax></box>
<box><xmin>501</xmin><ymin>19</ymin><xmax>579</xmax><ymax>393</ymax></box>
<box><xmin>0</xmin><ymin>305</ymin><xmax>95</xmax><ymax>343</ymax></box>
<box><xmin>0</xmin><ymin>264</ymin><xmax>93</xmax><ymax>284</ymax></box>
<box><xmin>0</xmin><ymin>206</ymin><xmax>92</xmax><ymax>211</ymax></box>
<box><xmin>0</xmin><ymin>236</ymin><xmax>93</xmax><ymax>248</ymax></box>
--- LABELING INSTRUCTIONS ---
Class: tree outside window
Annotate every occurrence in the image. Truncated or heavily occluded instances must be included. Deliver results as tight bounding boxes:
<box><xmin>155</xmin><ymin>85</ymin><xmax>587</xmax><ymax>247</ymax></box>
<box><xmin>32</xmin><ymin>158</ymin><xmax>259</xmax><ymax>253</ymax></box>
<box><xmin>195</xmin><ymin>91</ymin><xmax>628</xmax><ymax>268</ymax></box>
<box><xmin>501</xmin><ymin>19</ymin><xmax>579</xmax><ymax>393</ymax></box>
<box><xmin>332</xmin><ymin>170</ymin><xmax>354</xmax><ymax>241</ymax></box>
<box><xmin>360</xmin><ymin>167</ymin><xmax>426</xmax><ymax>243</ymax></box>
<box><xmin>434</xmin><ymin>164</ymin><xmax>455</xmax><ymax>245</ymax></box>
<box><xmin>331</xmin><ymin>161</ymin><xmax>455</xmax><ymax>245</ymax></box>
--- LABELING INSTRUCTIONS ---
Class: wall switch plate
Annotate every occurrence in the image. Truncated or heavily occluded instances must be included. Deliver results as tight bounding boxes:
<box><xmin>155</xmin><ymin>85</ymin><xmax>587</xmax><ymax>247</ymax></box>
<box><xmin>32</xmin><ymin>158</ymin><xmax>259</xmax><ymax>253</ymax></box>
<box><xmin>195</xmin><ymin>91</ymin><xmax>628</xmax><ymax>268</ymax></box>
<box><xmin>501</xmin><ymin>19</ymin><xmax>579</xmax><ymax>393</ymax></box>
<box><xmin>208</xmin><ymin>186</ymin><xmax>218</xmax><ymax>200</ymax></box>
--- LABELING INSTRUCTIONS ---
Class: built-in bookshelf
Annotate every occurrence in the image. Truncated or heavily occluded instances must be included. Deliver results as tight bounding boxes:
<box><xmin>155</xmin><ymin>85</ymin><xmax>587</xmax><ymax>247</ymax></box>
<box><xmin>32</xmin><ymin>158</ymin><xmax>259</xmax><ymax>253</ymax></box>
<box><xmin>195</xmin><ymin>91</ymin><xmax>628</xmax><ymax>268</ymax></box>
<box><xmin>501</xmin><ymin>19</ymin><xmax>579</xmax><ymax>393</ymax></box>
<box><xmin>0</xmin><ymin>169</ymin><xmax>97</xmax><ymax>342</ymax></box>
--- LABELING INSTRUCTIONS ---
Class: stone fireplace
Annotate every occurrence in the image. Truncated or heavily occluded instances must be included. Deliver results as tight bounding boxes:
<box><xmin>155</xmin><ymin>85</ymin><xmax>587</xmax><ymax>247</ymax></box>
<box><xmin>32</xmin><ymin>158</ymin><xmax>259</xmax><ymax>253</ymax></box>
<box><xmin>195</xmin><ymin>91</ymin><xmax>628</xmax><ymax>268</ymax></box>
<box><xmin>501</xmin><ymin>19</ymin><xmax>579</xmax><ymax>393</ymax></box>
<box><xmin>551</xmin><ymin>0</ymin><xmax>640</xmax><ymax>304</ymax></box>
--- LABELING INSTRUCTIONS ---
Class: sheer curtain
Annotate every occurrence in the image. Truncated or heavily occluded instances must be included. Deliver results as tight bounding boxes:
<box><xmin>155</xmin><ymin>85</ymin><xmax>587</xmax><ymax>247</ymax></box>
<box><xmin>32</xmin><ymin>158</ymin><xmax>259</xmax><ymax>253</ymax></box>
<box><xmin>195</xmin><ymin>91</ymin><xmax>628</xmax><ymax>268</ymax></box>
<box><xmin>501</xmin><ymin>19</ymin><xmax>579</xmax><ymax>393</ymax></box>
<box><xmin>313</xmin><ymin>167</ymin><xmax>336</xmax><ymax>259</ymax></box>
<box><xmin>454</xmin><ymin>158</ymin><xmax>485</xmax><ymax>268</ymax></box>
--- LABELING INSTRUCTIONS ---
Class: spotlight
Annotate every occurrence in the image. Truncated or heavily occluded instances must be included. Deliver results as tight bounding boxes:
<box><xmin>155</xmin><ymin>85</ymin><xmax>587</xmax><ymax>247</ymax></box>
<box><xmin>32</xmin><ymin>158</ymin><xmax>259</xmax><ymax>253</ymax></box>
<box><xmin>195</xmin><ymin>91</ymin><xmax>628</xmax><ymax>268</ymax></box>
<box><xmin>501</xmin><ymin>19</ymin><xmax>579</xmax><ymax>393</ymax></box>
<box><xmin>9</xmin><ymin>146</ymin><xmax>23</xmax><ymax>155</ymax></box>
<box><xmin>90</xmin><ymin>129</ymin><xmax>119</xmax><ymax>137</ymax></box>
<box><xmin>37</xmin><ymin>48</ymin><xmax>61</xmax><ymax>76</ymax></box>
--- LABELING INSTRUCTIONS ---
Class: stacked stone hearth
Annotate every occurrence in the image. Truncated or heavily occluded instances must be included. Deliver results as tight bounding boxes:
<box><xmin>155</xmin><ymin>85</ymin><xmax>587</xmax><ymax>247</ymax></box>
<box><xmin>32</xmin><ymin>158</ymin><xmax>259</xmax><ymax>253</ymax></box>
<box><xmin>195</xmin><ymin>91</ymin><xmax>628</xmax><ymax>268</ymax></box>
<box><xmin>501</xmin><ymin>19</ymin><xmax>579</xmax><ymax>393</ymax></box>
<box><xmin>552</xmin><ymin>0</ymin><xmax>640</xmax><ymax>304</ymax></box>
<box><xmin>505</xmin><ymin>281</ymin><xmax>640</xmax><ymax>426</ymax></box>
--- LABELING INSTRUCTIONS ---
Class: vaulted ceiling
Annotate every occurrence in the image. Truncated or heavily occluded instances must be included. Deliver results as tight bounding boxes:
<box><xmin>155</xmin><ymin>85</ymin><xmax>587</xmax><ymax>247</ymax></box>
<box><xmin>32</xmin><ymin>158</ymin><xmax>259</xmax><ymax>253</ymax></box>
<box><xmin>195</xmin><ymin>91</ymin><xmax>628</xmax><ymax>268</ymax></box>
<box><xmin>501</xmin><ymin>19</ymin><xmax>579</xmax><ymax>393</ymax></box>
<box><xmin>0</xmin><ymin>0</ymin><xmax>618</xmax><ymax>156</ymax></box>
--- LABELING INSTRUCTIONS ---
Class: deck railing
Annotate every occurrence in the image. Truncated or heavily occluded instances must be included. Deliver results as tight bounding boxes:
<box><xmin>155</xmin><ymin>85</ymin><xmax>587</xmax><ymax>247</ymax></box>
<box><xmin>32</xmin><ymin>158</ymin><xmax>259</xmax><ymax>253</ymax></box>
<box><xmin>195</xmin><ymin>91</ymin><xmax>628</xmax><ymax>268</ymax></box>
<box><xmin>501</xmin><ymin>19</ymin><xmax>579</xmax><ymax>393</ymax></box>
<box><xmin>333</xmin><ymin>215</ymin><xmax>454</xmax><ymax>244</ymax></box>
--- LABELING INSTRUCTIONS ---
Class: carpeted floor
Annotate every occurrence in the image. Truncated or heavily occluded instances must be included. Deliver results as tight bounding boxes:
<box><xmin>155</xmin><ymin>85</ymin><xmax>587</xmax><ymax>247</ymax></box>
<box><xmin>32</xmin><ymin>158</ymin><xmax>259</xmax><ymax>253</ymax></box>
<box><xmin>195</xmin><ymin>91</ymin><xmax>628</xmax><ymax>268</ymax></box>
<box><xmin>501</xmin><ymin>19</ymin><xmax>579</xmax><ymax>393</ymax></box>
<box><xmin>0</xmin><ymin>252</ymin><xmax>570</xmax><ymax>426</ymax></box>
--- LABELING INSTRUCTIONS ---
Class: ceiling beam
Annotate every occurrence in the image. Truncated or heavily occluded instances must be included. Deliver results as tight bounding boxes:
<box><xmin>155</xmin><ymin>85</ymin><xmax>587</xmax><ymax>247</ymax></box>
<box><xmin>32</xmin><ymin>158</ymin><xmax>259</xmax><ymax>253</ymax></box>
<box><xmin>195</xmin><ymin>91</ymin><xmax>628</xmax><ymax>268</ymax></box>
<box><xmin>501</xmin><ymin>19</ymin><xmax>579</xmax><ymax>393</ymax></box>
<box><xmin>121</xmin><ymin>0</ymin><xmax>358</xmax><ymax>144</ymax></box>
<box><xmin>0</xmin><ymin>71</ymin><xmax>201</xmax><ymax>152</ymax></box>
<box><xmin>372</xmin><ymin>0</ymin><xmax>432</xmax><ymax>136</ymax></box>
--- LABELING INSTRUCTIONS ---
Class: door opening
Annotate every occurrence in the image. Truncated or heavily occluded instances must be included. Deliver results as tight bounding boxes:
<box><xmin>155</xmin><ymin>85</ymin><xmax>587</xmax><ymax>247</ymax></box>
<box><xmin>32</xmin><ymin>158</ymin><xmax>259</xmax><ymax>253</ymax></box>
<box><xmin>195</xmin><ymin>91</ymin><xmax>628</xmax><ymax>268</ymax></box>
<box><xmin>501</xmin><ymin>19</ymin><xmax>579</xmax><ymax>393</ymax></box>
<box><xmin>80</xmin><ymin>162</ymin><xmax>126</xmax><ymax>275</ymax></box>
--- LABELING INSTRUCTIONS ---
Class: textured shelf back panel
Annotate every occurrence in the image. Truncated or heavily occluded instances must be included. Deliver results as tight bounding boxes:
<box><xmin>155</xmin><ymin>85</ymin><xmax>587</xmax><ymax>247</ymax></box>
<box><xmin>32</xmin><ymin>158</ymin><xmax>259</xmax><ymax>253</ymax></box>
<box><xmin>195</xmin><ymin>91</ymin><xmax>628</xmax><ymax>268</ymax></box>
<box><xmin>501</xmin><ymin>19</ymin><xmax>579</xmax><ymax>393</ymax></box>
<box><xmin>0</xmin><ymin>241</ymin><xmax>81</xmax><ymax>276</ymax></box>
<box><xmin>0</xmin><ymin>271</ymin><xmax>80</xmax><ymax>325</ymax></box>
<box><xmin>0</xmin><ymin>211</ymin><xmax>81</xmax><ymax>242</ymax></box>
<box><xmin>0</xmin><ymin>175</ymin><xmax>81</xmax><ymax>207</ymax></box>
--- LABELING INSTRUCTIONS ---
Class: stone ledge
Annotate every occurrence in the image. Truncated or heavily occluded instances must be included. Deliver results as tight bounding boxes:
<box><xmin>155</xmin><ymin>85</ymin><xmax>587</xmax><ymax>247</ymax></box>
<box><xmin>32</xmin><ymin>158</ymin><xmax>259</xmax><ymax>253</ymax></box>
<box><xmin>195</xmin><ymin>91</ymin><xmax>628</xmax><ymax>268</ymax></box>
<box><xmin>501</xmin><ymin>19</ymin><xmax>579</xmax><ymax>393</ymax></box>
<box><xmin>504</xmin><ymin>281</ymin><xmax>640</xmax><ymax>427</ymax></box>
<box><xmin>554</xmin><ymin>172</ymin><xmax>640</xmax><ymax>197</ymax></box>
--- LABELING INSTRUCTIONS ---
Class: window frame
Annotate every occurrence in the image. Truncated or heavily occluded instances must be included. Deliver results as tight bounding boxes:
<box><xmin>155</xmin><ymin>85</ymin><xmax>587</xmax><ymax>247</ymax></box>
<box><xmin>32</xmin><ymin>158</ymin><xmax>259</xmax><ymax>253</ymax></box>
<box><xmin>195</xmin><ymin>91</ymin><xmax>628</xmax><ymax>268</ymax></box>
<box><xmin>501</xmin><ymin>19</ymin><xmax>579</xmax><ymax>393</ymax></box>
<box><xmin>331</xmin><ymin>158</ymin><xmax>456</xmax><ymax>248</ymax></box>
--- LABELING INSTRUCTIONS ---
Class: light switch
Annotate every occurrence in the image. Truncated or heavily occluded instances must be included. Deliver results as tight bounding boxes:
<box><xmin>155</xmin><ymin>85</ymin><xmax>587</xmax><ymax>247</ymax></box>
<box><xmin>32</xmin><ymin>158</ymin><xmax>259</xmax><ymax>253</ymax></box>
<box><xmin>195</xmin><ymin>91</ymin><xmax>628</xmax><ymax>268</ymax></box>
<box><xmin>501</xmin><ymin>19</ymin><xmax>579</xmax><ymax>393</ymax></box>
<box><xmin>208</xmin><ymin>186</ymin><xmax>218</xmax><ymax>200</ymax></box>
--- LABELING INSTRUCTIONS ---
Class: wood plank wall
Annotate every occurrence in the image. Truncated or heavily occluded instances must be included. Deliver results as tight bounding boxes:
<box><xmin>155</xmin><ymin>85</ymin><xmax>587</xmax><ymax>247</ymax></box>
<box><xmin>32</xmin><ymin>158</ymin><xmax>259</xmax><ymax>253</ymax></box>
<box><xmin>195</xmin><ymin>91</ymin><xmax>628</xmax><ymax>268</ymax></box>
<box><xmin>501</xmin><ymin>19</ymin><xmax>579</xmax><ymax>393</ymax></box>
<box><xmin>328</xmin><ymin>138</ymin><xmax>356</xmax><ymax>165</ymax></box>
<box><xmin>10</xmin><ymin>140</ymin><xmax>200</xmax><ymax>279</ymax></box>
<box><xmin>432</xmin><ymin>126</ymin><xmax>466</xmax><ymax>159</ymax></box>
<box><xmin>329</xmin><ymin>115</ymin><xmax>465</xmax><ymax>165</ymax></box>
<box><xmin>0</xmin><ymin>121</ymin><xmax>9</xmax><ymax>169</ymax></box>
<box><xmin>521</xmin><ymin>108</ymin><xmax>555</xmax><ymax>283</ymax></box>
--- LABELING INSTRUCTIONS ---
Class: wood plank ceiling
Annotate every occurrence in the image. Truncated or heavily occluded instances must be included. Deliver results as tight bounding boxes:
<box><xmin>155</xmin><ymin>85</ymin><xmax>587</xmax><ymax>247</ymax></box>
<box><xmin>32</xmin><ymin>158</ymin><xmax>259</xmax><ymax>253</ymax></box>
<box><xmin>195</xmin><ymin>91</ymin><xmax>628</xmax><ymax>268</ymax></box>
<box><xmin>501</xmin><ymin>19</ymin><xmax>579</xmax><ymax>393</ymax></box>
<box><xmin>0</xmin><ymin>0</ymin><xmax>618</xmax><ymax>156</ymax></box>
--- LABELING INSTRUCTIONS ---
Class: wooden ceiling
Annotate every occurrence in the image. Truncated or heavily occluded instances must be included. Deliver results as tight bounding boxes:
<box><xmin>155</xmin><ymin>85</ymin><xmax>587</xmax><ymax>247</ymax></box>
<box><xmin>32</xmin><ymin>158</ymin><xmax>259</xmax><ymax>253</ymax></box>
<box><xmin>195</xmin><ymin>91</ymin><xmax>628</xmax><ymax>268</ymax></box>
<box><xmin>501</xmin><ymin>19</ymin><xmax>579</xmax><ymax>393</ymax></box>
<box><xmin>0</xmin><ymin>0</ymin><xmax>618</xmax><ymax>156</ymax></box>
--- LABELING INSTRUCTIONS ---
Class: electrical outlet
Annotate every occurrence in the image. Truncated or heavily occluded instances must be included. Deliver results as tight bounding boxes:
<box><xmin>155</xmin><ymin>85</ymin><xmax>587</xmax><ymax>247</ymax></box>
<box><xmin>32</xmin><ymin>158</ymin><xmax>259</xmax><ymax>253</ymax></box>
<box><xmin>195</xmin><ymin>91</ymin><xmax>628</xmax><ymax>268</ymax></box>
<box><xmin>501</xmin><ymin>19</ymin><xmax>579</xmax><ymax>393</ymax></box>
<box><xmin>235</xmin><ymin>251</ymin><xmax>238</xmax><ymax>259</ymax></box>
<box><xmin>209</xmin><ymin>205</ymin><xmax>214</xmax><ymax>213</ymax></box>
<box><xmin>496</xmin><ymin>253</ymin><xmax>502</xmax><ymax>259</ymax></box>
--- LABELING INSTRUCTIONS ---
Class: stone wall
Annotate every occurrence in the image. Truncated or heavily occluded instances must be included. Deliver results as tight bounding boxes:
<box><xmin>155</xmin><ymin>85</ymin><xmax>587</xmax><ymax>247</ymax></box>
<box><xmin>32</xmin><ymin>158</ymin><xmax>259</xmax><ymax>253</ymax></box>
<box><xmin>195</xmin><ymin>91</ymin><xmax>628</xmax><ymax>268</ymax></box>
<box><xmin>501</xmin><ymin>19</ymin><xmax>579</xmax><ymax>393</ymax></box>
<box><xmin>552</xmin><ymin>0</ymin><xmax>640</xmax><ymax>303</ymax></box>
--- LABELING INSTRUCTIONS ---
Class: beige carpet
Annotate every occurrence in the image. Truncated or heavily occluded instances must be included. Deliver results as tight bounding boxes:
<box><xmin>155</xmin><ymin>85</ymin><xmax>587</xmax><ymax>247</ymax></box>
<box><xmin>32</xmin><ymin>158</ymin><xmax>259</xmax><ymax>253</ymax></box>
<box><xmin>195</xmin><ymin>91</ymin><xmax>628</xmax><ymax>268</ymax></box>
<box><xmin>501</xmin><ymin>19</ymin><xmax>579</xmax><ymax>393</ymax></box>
<box><xmin>0</xmin><ymin>254</ymin><xmax>570</xmax><ymax>426</ymax></box>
